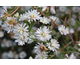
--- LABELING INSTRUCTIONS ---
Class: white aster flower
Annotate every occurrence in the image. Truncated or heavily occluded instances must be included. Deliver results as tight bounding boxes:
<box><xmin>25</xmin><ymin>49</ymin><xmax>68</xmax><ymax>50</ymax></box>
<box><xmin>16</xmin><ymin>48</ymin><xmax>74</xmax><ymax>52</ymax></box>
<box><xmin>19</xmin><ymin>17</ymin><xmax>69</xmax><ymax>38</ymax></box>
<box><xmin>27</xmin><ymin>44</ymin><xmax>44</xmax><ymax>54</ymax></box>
<box><xmin>38</xmin><ymin>6</ymin><xmax>56</xmax><ymax>14</ymax></box>
<box><xmin>39</xmin><ymin>6</ymin><xmax>47</xmax><ymax>11</ymax></box>
<box><xmin>35</xmin><ymin>52</ymin><xmax>47</xmax><ymax>59</ymax></box>
<box><xmin>35</xmin><ymin>26</ymin><xmax>51</xmax><ymax>41</ymax></box>
<box><xmin>5</xmin><ymin>40</ymin><xmax>13</xmax><ymax>47</ymax></box>
<box><xmin>69</xmin><ymin>28</ymin><xmax>74</xmax><ymax>34</ymax></box>
<box><xmin>19</xmin><ymin>13</ymin><xmax>28</xmax><ymax>21</ymax></box>
<box><xmin>33</xmin><ymin>43</ymin><xmax>47</xmax><ymax>54</ymax></box>
<box><xmin>13</xmin><ymin>23</ymin><xmax>29</xmax><ymax>35</ymax></box>
<box><xmin>47</xmin><ymin>39</ymin><xmax>60</xmax><ymax>52</ymax></box>
<box><xmin>7</xmin><ymin>51</ymin><xmax>14</xmax><ymax>58</ymax></box>
<box><xmin>58</xmin><ymin>25</ymin><xmax>69</xmax><ymax>35</ymax></box>
<box><xmin>2</xmin><ymin>52</ymin><xmax>8</xmax><ymax>59</ymax></box>
<box><xmin>76</xmin><ymin>41</ymin><xmax>80</xmax><ymax>47</ymax></box>
<box><xmin>0</xmin><ymin>7</ymin><xmax>5</xmax><ymax>18</ymax></box>
<box><xmin>27</xmin><ymin>9</ymin><xmax>41</xmax><ymax>22</ymax></box>
<box><xmin>29</xmin><ymin>56</ymin><xmax>33</xmax><ymax>59</ymax></box>
<box><xmin>65</xmin><ymin>53</ymin><xmax>76</xmax><ymax>59</ymax></box>
<box><xmin>50</xmin><ymin>16</ymin><xmax>61</xmax><ymax>24</ymax></box>
<box><xmin>14</xmin><ymin>12</ymin><xmax>19</xmax><ymax>18</ymax></box>
<box><xmin>59</xmin><ymin>6</ymin><xmax>67</xmax><ymax>12</ymax></box>
<box><xmin>1</xmin><ymin>39</ymin><xmax>15</xmax><ymax>47</ymax></box>
<box><xmin>0</xmin><ymin>31</ymin><xmax>4</xmax><ymax>38</ymax></box>
<box><xmin>50</xmin><ymin>6</ymin><xmax>56</xmax><ymax>14</ymax></box>
<box><xmin>40</xmin><ymin>17</ymin><xmax>51</xmax><ymax>24</ymax></box>
<box><xmin>14</xmin><ymin>33</ymin><xmax>29</xmax><ymax>45</ymax></box>
<box><xmin>19</xmin><ymin>51</ymin><xmax>27</xmax><ymax>59</ymax></box>
<box><xmin>1</xmin><ymin>38</ymin><xmax>7</xmax><ymax>47</ymax></box>
<box><xmin>6</xmin><ymin>6</ymin><xmax>12</xmax><ymax>9</ymax></box>
<box><xmin>72</xmin><ymin>6</ymin><xmax>80</xmax><ymax>13</ymax></box>
<box><xmin>2</xmin><ymin>17</ymin><xmax>17</xmax><ymax>33</ymax></box>
<box><xmin>2</xmin><ymin>23</ymin><xmax>12</xmax><ymax>33</ymax></box>
<box><xmin>13</xmin><ymin>23</ymin><xmax>29</xmax><ymax>45</ymax></box>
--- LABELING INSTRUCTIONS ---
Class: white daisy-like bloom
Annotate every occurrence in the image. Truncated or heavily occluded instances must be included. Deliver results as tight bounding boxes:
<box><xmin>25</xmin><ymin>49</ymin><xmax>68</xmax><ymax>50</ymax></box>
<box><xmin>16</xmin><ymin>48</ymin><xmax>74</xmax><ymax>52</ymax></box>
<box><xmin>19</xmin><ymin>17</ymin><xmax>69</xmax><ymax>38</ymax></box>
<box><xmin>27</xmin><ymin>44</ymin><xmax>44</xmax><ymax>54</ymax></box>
<box><xmin>29</xmin><ymin>56</ymin><xmax>33</xmax><ymax>59</ymax></box>
<box><xmin>59</xmin><ymin>6</ymin><xmax>67</xmax><ymax>12</ymax></box>
<box><xmin>38</xmin><ymin>6</ymin><xmax>56</xmax><ymax>14</ymax></box>
<box><xmin>5</xmin><ymin>40</ymin><xmax>13</xmax><ymax>47</ymax></box>
<box><xmin>0</xmin><ymin>7</ymin><xmax>5</xmax><ymax>18</ymax></box>
<box><xmin>35</xmin><ymin>51</ymin><xmax>47</xmax><ymax>59</ymax></box>
<box><xmin>14</xmin><ymin>12</ymin><xmax>19</xmax><ymax>18</ymax></box>
<box><xmin>76</xmin><ymin>41</ymin><xmax>80</xmax><ymax>46</ymax></box>
<box><xmin>2</xmin><ymin>17</ymin><xmax>17</xmax><ymax>33</ymax></box>
<box><xmin>1</xmin><ymin>39</ymin><xmax>15</xmax><ymax>47</ymax></box>
<box><xmin>1</xmin><ymin>43</ymin><xmax>5</xmax><ymax>47</ymax></box>
<box><xmin>38</xmin><ymin>6</ymin><xmax>47</xmax><ymax>11</ymax></box>
<box><xmin>50</xmin><ymin>16</ymin><xmax>61</xmax><ymax>24</ymax></box>
<box><xmin>13</xmin><ymin>23</ymin><xmax>29</xmax><ymax>35</ymax></box>
<box><xmin>6</xmin><ymin>6</ymin><xmax>12</xmax><ymax>9</ymax></box>
<box><xmin>19</xmin><ymin>13</ymin><xmax>28</xmax><ymax>21</ymax></box>
<box><xmin>7</xmin><ymin>51</ymin><xmax>14</xmax><ymax>59</ymax></box>
<box><xmin>40</xmin><ymin>16</ymin><xmax>51</xmax><ymax>24</ymax></box>
<box><xmin>72</xmin><ymin>6</ymin><xmax>80</xmax><ymax>13</ymax></box>
<box><xmin>2</xmin><ymin>6</ymin><xmax>12</xmax><ymax>12</ymax></box>
<box><xmin>33</xmin><ymin>43</ymin><xmax>47</xmax><ymax>54</ymax></box>
<box><xmin>1</xmin><ymin>38</ymin><xmax>7</xmax><ymax>47</ymax></box>
<box><xmin>35</xmin><ymin>26</ymin><xmax>52</xmax><ymax>41</ymax></box>
<box><xmin>47</xmin><ymin>39</ymin><xmax>60</xmax><ymax>52</ymax></box>
<box><xmin>69</xmin><ymin>28</ymin><xmax>74</xmax><ymax>34</ymax></box>
<box><xmin>2</xmin><ymin>52</ymin><xmax>8</xmax><ymax>59</ymax></box>
<box><xmin>12</xmin><ymin>23</ymin><xmax>29</xmax><ymax>45</ymax></box>
<box><xmin>65</xmin><ymin>53</ymin><xmax>76</xmax><ymax>59</ymax></box>
<box><xmin>78</xmin><ymin>43</ymin><xmax>80</xmax><ymax>47</ymax></box>
<box><xmin>26</xmin><ymin>9</ymin><xmax>41</xmax><ymax>22</ymax></box>
<box><xmin>58</xmin><ymin>25</ymin><xmax>69</xmax><ymax>35</ymax></box>
<box><xmin>14</xmin><ymin>32</ymin><xmax>29</xmax><ymax>45</ymax></box>
<box><xmin>0</xmin><ymin>31</ymin><xmax>4</xmax><ymax>38</ymax></box>
<box><xmin>2</xmin><ymin>23</ymin><xmax>12</xmax><ymax>33</ymax></box>
<box><xmin>19</xmin><ymin>51</ymin><xmax>27</xmax><ymax>59</ymax></box>
<box><xmin>50</xmin><ymin>6</ymin><xmax>56</xmax><ymax>14</ymax></box>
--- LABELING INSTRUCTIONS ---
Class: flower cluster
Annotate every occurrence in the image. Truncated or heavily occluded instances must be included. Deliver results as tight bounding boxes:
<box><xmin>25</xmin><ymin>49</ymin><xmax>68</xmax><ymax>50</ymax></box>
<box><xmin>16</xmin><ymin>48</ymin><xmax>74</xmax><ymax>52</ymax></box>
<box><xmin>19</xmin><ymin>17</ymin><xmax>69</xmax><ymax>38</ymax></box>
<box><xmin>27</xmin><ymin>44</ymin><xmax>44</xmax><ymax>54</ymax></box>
<box><xmin>0</xmin><ymin>6</ymin><xmax>80</xmax><ymax>59</ymax></box>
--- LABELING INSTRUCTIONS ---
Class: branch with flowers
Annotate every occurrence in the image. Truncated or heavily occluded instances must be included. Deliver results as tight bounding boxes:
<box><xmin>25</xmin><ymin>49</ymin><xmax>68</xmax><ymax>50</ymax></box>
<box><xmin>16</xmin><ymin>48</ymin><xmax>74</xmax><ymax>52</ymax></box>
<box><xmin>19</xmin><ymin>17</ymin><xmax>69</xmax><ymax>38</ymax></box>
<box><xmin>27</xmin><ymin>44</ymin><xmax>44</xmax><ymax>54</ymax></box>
<box><xmin>0</xmin><ymin>6</ymin><xmax>80</xmax><ymax>59</ymax></box>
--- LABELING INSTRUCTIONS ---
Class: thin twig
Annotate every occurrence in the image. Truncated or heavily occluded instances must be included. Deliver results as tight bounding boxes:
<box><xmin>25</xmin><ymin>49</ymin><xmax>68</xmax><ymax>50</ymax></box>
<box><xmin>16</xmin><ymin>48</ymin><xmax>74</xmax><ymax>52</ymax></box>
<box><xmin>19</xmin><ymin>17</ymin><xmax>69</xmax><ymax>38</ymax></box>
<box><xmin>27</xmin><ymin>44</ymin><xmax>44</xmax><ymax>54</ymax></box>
<box><xmin>67</xmin><ymin>34</ymin><xmax>77</xmax><ymax>45</ymax></box>
<box><xmin>4</xmin><ymin>6</ymin><xmax>20</xmax><ymax>18</ymax></box>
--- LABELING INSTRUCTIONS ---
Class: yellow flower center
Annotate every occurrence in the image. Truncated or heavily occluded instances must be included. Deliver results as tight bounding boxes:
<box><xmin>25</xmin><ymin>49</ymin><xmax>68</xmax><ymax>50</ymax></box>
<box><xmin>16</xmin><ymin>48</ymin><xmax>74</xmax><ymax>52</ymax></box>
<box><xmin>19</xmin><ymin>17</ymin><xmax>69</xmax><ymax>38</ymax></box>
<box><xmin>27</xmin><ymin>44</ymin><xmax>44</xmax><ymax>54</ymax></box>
<box><xmin>41</xmin><ymin>32</ymin><xmax>46</xmax><ymax>37</ymax></box>
<box><xmin>40</xmin><ymin>55</ymin><xmax>44</xmax><ymax>59</ymax></box>
<box><xmin>18</xmin><ymin>28</ymin><xmax>24</xmax><ymax>34</ymax></box>
<box><xmin>50</xmin><ymin>43</ymin><xmax>55</xmax><ymax>47</ymax></box>
<box><xmin>9</xmin><ymin>19</ymin><xmax>15</xmax><ymax>24</ymax></box>
<box><xmin>43</xmin><ymin>19</ymin><xmax>46</xmax><ymax>23</ymax></box>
